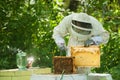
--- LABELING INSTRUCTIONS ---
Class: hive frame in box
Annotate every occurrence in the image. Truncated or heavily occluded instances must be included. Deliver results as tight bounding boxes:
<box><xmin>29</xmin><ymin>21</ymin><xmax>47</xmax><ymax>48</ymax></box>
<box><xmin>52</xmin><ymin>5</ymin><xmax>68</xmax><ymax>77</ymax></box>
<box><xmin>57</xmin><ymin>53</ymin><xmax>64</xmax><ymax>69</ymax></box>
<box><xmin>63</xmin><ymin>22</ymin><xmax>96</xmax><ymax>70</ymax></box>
<box><xmin>53</xmin><ymin>56</ymin><xmax>75</xmax><ymax>74</ymax></box>
<box><xmin>71</xmin><ymin>45</ymin><xmax>100</xmax><ymax>67</ymax></box>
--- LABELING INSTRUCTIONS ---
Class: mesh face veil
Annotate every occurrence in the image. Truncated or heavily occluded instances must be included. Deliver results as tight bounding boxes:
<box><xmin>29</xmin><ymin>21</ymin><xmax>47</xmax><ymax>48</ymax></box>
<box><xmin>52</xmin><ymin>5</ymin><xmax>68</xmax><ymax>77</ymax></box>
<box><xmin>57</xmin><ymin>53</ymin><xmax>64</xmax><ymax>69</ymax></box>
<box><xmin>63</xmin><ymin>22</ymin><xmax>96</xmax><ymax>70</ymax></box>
<box><xmin>71</xmin><ymin>13</ymin><xmax>93</xmax><ymax>35</ymax></box>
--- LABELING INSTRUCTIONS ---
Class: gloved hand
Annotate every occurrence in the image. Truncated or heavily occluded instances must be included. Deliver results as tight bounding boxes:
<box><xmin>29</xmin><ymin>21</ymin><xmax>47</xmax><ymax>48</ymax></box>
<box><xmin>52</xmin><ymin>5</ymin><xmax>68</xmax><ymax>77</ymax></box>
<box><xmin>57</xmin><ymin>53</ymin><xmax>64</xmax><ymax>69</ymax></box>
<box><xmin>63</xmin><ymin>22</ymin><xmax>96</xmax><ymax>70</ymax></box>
<box><xmin>84</xmin><ymin>39</ymin><xmax>95</xmax><ymax>47</ymax></box>
<box><xmin>57</xmin><ymin>43</ymin><xmax>66</xmax><ymax>51</ymax></box>
<box><xmin>57</xmin><ymin>42</ymin><xmax>67</xmax><ymax>56</ymax></box>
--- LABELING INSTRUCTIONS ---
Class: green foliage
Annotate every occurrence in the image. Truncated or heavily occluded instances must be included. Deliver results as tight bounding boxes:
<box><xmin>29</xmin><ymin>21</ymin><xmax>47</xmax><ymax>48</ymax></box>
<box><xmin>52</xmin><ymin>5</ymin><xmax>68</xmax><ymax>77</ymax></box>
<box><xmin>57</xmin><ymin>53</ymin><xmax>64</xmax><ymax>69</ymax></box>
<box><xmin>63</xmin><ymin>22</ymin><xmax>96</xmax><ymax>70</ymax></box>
<box><xmin>94</xmin><ymin>32</ymin><xmax>120</xmax><ymax>79</ymax></box>
<box><xmin>0</xmin><ymin>0</ymin><xmax>65</xmax><ymax>69</ymax></box>
<box><xmin>0</xmin><ymin>0</ymin><xmax>120</xmax><ymax>79</ymax></box>
<box><xmin>0</xmin><ymin>0</ymin><xmax>27</xmax><ymax>69</ymax></box>
<box><xmin>110</xmin><ymin>64</ymin><xmax>120</xmax><ymax>80</ymax></box>
<box><xmin>95</xmin><ymin>33</ymin><xmax>120</xmax><ymax>70</ymax></box>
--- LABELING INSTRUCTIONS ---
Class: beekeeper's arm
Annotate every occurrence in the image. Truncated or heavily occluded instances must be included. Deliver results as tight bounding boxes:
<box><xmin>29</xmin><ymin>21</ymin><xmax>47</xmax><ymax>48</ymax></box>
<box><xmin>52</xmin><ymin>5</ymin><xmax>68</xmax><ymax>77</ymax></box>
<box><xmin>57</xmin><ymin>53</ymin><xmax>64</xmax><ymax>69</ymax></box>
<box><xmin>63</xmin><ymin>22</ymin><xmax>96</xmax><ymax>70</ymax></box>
<box><xmin>91</xmin><ymin>31</ymin><xmax>109</xmax><ymax>45</ymax></box>
<box><xmin>52</xmin><ymin>16</ymin><xmax>71</xmax><ymax>50</ymax></box>
<box><xmin>88</xmin><ymin>17</ymin><xmax>109</xmax><ymax>45</ymax></box>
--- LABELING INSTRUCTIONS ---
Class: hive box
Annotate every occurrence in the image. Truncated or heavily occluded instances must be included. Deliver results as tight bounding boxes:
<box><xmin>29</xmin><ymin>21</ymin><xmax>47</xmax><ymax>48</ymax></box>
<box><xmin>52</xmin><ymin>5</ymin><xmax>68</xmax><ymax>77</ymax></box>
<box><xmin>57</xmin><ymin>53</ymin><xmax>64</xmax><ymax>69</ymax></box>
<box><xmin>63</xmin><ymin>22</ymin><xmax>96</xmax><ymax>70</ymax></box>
<box><xmin>71</xmin><ymin>46</ymin><xmax>100</xmax><ymax>67</ymax></box>
<box><xmin>53</xmin><ymin>56</ymin><xmax>74</xmax><ymax>74</ymax></box>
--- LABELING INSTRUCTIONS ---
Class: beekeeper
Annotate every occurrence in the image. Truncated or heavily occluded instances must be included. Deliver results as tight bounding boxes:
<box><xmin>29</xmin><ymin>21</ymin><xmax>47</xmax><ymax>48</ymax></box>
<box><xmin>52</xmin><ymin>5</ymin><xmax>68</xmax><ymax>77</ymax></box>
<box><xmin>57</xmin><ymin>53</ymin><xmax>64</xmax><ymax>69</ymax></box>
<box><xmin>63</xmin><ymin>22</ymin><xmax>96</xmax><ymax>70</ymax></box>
<box><xmin>52</xmin><ymin>12</ymin><xmax>109</xmax><ymax>73</ymax></box>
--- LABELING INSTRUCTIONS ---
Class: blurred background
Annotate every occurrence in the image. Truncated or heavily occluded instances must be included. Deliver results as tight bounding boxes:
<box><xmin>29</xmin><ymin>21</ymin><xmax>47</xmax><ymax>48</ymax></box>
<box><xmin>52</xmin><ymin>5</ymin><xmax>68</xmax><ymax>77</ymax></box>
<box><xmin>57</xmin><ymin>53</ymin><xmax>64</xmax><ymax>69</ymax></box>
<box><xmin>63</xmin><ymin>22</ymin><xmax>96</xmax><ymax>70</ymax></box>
<box><xmin>0</xmin><ymin>0</ymin><xmax>120</xmax><ymax>79</ymax></box>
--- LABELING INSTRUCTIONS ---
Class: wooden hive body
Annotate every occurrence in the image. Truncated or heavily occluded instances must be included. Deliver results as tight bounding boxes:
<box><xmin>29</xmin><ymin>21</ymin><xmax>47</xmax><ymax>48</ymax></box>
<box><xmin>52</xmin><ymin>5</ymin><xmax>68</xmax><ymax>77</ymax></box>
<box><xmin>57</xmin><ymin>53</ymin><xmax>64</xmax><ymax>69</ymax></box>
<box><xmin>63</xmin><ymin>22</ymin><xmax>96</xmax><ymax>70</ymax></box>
<box><xmin>53</xmin><ymin>56</ymin><xmax>74</xmax><ymax>74</ymax></box>
<box><xmin>71</xmin><ymin>46</ymin><xmax>100</xmax><ymax>67</ymax></box>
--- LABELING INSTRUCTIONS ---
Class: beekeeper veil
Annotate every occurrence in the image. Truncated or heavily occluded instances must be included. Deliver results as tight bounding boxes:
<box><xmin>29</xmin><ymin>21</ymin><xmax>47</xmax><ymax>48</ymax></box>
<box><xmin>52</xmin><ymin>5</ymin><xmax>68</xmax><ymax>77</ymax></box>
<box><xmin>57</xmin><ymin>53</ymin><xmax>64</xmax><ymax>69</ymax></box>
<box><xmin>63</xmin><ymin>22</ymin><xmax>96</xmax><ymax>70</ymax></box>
<box><xmin>71</xmin><ymin>13</ymin><xmax>93</xmax><ymax>35</ymax></box>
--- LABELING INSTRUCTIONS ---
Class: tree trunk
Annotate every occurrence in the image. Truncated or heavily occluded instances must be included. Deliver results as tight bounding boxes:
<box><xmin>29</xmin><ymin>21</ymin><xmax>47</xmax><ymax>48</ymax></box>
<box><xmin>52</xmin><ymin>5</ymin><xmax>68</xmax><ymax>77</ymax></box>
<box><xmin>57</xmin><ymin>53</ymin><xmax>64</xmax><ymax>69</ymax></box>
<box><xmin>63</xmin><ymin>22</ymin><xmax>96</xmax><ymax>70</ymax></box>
<box><xmin>63</xmin><ymin>0</ymin><xmax>79</xmax><ymax>11</ymax></box>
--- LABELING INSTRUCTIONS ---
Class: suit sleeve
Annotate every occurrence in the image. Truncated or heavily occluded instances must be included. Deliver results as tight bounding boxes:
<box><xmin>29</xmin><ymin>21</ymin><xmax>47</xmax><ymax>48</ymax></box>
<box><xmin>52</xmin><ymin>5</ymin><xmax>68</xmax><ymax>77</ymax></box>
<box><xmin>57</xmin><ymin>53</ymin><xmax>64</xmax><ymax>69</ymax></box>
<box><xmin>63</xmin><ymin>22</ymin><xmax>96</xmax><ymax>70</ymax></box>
<box><xmin>90</xmin><ymin>16</ymin><xmax>110</xmax><ymax>44</ymax></box>
<box><xmin>52</xmin><ymin>15</ymin><xmax>71</xmax><ymax>45</ymax></box>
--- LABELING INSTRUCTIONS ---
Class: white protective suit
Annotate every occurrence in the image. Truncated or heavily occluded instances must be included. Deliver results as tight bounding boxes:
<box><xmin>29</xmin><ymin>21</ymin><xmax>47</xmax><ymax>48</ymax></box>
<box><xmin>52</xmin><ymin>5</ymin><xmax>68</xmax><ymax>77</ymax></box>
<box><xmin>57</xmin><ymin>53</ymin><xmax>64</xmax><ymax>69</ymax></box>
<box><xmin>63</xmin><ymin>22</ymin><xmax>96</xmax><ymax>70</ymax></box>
<box><xmin>52</xmin><ymin>13</ymin><xmax>109</xmax><ymax>74</ymax></box>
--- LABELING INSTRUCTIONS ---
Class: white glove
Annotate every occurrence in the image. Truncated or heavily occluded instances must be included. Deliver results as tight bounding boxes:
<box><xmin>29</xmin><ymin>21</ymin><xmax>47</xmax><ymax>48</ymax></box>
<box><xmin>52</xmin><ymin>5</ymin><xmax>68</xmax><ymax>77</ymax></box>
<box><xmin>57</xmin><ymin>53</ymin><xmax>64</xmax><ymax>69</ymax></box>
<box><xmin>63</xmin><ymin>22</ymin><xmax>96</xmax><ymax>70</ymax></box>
<box><xmin>84</xmin><ymin>39</ymin><xmax>95</xmax><ymax>47</ymax></box>
<box><xmin>57</xmin><ymin>42</ymin><xmax>66</xmax><ymax>50</ymax></box>
<box><xmin>54</xmin><ymin>37</ymin><xmax>66</xmax><ymax>50</ymax></box>
<box><xmin>91</xmin><ymin>36</ymin><xmax>103</xmax><ymax>45</ymax></box>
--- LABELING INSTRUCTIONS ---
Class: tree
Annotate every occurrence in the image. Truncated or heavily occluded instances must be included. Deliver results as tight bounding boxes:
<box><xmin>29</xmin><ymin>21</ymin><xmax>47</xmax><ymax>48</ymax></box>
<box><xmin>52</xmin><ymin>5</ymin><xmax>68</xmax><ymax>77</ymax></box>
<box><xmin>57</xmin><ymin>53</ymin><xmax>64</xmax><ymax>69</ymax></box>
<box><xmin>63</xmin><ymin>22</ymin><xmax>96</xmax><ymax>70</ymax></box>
<box><xmin>0</xmin><ymin>0</ymin><xmax>120</xmax><ymax>79</ymax></box>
